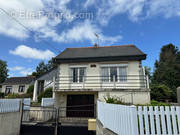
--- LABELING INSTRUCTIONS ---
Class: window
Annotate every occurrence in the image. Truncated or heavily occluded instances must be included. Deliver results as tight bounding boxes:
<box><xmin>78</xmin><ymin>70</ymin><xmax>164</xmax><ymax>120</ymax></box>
<box><xmin>71</xmin><ymin>67</ymin><xmax>86</xmax><ymax>83</ymax></box>
<box><xmin>101</xmin><ymin>66</ymin><xmax>127</xmax><ymax>82</ymax></box>
<box><xmin>5</xmin><ymin>86</ymin><xmax>12</xmax><ymax>95</ymax></box>
<box><xmin>18</xmin><ymin>85</ymin><xmax>25</xmax><ymax>92</ymax></box>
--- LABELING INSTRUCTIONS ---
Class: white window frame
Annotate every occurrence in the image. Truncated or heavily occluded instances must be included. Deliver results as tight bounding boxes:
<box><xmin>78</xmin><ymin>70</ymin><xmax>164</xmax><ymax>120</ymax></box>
<box><xmin>18</xmin><ymin>85</ymin><xmax>25</xmax><ymax>93</ymax></box>
<box><xmin>100</xmin><ymin>64</ymin><xmax>128</xmax><ymax>82</ymax></box>
<box><xmin>70</xmin><ymin>67</ymin><xmax>86</xmax><ymax>83</ymax></box>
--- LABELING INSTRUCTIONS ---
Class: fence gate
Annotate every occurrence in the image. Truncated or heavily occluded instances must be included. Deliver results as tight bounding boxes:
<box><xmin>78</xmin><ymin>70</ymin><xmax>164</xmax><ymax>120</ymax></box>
<box><xmin>20</xmin><ymin>103</ymin><xmax>58</xmax><ymax>135</ymax></box>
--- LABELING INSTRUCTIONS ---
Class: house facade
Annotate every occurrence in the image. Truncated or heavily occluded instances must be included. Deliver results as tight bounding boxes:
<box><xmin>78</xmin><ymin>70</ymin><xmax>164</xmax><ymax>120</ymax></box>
<box><xmin>53</xmin><ymin>45</ymin><xmax>150</xmax><ymax>117</ymax></box>
<box><xmin>33</xmin><ymin>68</ymin><xmax>58</xmax><ymax>101</ymax></box>
<box><xmin>1</xmin><ymin>77</ymin><xmax>34</xmax><ymax>95</ymax></box>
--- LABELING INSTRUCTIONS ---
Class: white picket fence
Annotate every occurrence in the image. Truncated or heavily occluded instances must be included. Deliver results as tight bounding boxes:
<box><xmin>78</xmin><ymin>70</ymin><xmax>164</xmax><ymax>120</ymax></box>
<box><xmin>41</xmin><ymin>98</ymin><xmax>54</xmax><ymax>107</ymax></box>
<box><xmin>97</xmin><ymin>101</ymin><xmax>180</xmax><ymax>135</ymax></box>
<box><xmin>137</xmin><ymin>106</ymin><xmax>180</xmax><ymax>135</ymax></box>
<box><xmin>0</xmin><ymin>98</ymin><xmax>31</xmax><ymax>113</ymax></box>
<box><xmin>0</xmin><ymin>99</ymin><xmax>21</xmax><ymax>113</ymax></box>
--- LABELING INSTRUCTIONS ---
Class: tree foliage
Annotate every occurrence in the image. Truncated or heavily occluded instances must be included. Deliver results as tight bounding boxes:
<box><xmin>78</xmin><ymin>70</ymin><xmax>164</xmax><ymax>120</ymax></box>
<box><xmin>151</xmin><ymin>44</ymin><xmax>180</xmax><ymax>102</ymax></box>
<box><xmin>32</xmin><ymin>59</ymin><xmax>56</xmax><ymax>78</ymax></box>
<box><xmin>0</xmin><ymin>59</ymin><xmax>8</xmax><ymax>83</ymax></box>
<box><xmin>37</xmin><ymin>87</ymin><xmax>53</xmax><ymax>103</ymax></box>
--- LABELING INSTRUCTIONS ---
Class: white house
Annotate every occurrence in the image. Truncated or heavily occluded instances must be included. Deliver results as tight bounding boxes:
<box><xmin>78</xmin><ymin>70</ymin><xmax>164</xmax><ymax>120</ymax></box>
<box><xmin>53</xmin><ymin>44</ymin><xmax>150</xmax><ymax>118</ymax></box>
<box><xmin>33</xmin><ymin>68</ymin><xmax>57</xmax><ymax>101</ymax></box>
<box><xmin>1</xmin><ymin>77</ymin><xmax>35</xmax><ymax>95</ymax></box>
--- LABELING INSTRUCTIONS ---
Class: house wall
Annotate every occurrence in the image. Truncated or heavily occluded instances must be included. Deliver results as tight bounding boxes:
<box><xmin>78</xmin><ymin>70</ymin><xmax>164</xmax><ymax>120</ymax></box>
<box><xmin>1</xmin><ymin>84</ymin><xmax>30</xmax><ymax>94</ymax></box>
<box><xmin>98</xmin><ymin>90</ymin><xmax>150</xmax><ymax>104</ymax></box>
<box><xmin>56</xmin><ymin>61</ymin><xmax>143</xmax><ymax>90</ymax></box>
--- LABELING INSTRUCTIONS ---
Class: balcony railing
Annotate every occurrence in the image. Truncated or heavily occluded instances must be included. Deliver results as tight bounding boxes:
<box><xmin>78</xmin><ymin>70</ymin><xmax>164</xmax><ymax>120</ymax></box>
<box><xmin>54</xmin><ymin>75</ymin><xmax>149</xmax><ymax>90</ymax></box>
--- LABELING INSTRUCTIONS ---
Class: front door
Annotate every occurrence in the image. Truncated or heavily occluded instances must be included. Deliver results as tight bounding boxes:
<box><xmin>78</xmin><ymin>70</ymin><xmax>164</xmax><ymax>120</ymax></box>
<box><xmin>67</xmin><ymin>95</ymin><xmax>94</xmax><ymax>117</ymax></box>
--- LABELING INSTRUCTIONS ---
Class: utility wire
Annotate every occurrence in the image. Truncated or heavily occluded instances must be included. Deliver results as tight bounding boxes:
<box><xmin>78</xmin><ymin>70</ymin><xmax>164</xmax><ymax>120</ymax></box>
<box><xmin>0</xmin><ymin>7</ymin><xmax>60</xmax><ymax>53</ymax></box>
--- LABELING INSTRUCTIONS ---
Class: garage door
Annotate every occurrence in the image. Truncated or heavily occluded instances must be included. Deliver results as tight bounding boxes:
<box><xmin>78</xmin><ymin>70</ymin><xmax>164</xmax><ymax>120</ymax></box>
<box><xmin>67</xmin><ymin>95</ymin><xmax>94</xmax><ymax>117</ymax></box>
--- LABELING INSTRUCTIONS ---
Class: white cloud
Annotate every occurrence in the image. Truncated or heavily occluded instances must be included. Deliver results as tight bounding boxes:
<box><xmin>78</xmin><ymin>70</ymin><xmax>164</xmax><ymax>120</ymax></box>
<box><xmin>19</xmin><ymin>68</ymin><xmax>33</xmax><ymax>76</ymax></box>
<box><xmin>146</xmin><ymin>0</ymin><xmax>180</xmax><ymax>18</ymax></box>
<box><xmin>84</xmin><ymin>0</ymin><xmax>180</xmax><ymax>25</ymax></box>
<box><xmin>9</xmin><ymin>66</ymin><xmax>33</xmax><ymax>76</ymax></box>
<box><xmin>96</xmin><ymin>0</ymin><xmax>145</xmax><ymax>25</ymax></box>
<box><xmin>9</xmin><ymin>45</ymin><xmax>55</xmax><ymax>60</ymax></box>
<box><xmin>40</xmin><ymin>20</ymin><xmax>122</xmax><ymax>44</ymax></box>
<box><xmin>9</xmin><ymin>66</ymin><xmax>24</xmax><ymax>71</ymax></box>
<box><xmin>0</xmin><ymin>0</ymin><xmax>72</xmax><ymax>39</ymax></box>
<box><xmin>0</xmin><ymin>0</ymin><xmax>47</xmax><ymax>39</ymax></box>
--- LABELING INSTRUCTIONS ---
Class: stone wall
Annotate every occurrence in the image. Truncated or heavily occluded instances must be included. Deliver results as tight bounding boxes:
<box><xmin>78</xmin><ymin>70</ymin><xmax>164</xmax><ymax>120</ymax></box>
<box><xmin>0</xmin><ymin>111</ymin><xmax>21</xmax><ymax>135</ymax></box>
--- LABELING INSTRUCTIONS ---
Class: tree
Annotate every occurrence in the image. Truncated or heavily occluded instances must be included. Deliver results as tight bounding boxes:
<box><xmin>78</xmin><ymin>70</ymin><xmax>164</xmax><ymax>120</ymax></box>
<box><xmin>0</xmin><ymin>59</ymin><xmax>8</xmax><ymax>83</ymax></box>
<box><xmin>151</xmin><ymin>44</ymin><xmax>180</xmax><ymax>102</ymax></box>
<box><xmin>32</xmin><ymin>59</ymin><xmax>57</xmax><ymax>78</ymax></box>
<box><xmin>150</xmin><ymin>84</ymin><xmax>171</xmax><ymax>101</ymax></box>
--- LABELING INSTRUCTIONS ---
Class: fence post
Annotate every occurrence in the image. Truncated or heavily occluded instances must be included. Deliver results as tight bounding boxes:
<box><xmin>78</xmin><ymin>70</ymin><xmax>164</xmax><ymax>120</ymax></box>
<box><xmin>19</xmin><ymin>100</ymin><xmax>24</xmax><ymax>135</ymax></box>
<box><xmin>55</xmin><ymin>108</ymin><xmax>59</xmax><ymax>135</ymax></box>
<box><xmin>177</xmin><ymin>87</ymin><xmax>180</xmax><ymax>105</ymax></box>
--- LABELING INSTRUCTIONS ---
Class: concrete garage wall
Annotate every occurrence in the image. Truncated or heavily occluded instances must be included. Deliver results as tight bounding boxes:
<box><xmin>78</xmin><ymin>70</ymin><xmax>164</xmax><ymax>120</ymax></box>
<box><xmin>0</xmin><ymin>111</ymin><xmax>21</xmax><ymax>135</ymax></box>
<box><xmin>98</xmin><ymin>90</ymin><xmax>151</xmax><ymax>104</ymax></box>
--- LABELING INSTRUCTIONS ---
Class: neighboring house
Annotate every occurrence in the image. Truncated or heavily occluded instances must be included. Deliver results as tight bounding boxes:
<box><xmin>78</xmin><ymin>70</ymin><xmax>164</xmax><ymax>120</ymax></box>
<box><xmin>33</xmin><ymin>68</ymin><xmax>58</xmax><ymax>101</ymax></box>
<box><xmin>53</xmin><ymin>44</ymin><xmax>150</xmax><ymax>118</ymax></box>
<box><xmin>1</xmin><ymin>77</ymin><xmax>35</xmax><ymax>95</ymax></box>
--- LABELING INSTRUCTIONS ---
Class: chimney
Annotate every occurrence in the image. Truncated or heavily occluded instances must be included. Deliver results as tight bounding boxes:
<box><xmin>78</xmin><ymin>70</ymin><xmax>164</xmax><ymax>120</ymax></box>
<box><xmin>94</xmin><ymin>43</ymin><xmax>98</xmax><ymax>48</ymax></box>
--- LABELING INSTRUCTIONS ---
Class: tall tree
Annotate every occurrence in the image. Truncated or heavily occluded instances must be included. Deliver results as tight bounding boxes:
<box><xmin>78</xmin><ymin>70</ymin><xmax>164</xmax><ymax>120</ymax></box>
<box><xmin>32</xmin><ymin>59</ymin><xmax>57</xmax><ymax>78</ymax></box>
<box><xmin>0</xmin><ymin>59</ymin><xmax>8</xmax><ymax>83</ymax></box>
<box><xmin>151</xmin><ymin>44</ymin><xmax>180</xmax><ymax>101</ymax></box>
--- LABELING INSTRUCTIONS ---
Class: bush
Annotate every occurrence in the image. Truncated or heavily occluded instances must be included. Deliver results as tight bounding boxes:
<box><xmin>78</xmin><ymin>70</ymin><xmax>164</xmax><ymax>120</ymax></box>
<box><xmin>26</xmin><ymin>85</ymin><xmax>34</xmax><ymax>98</ymax></box>
<box><xmin>0</xmin><ymin>92</ymin><xmax>4</xmax><ymax>98</ymax></box>
<box><xmin>7</xmin><ymin>93</ymin><xmax>21</xmax><ymax>98</ymax></box>
<box><xmin>7</xmin><ymin>93</ymin><xmax>32</xmax><ymax>99</ymax></box>
<box><xmin>137</xmin><ymin>100</ymin><xmax>171</xmax><ymax>106</ymax></box>
<box><xmin>150</xmin><ymin>84</ymin><xmax>171</xmax><ymax>102</ymax></box>
<box><xmin>27</xmin><ymin>85</ymin><xmax>34</xmax><ymax>94</ymax></box>
<box><xmin>150</xmin><ymin>100</ymin><xmax>171</xmax><ymax>106</ymax></box>
<box><xmin>104</xmin><ymin>96</ymin><xmax>126</xmax><ymax>105</ymax></box>
<box><xmin>37</xmin><ymin>87</ymin><xmax>52</xmax><ymax>103</ymax></box>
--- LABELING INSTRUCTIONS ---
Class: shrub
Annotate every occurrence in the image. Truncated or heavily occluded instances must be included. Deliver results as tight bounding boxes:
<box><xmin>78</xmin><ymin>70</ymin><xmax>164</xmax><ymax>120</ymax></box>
<box><xmin>26</xmin><ymin>85</ymin><xmax>34</xmax><ymax>98</ymax></box>
<box><xmin>27</xmin><ymin>85</ymin><xmax>34</xmax><ymax>94</ymax></box>
<box><xmin>7</xmin><ymin>93</ymin><xmax>32</xmax><ymax>99</ymax></box>
<box><xmin>137</xmin><ymin>100</ymin><xmax>171</xmax><ymax>106</ymax></box>
<box><xmin>104</xmin><ymin>96</ymin><xmax>126</xmax><ymax>105</ymax></box>
<box><xmin>150</xmin><ymin>100</ymin><xmax>171</xmax><ymax>106</ymax></box>
<box><xmin>7</xmin><ymin>93</ymin><xmax>21</xmax><ymax>98</ymax></box>
<box><xmin>150</xmin><ymin>84</ymin><xmax>171</xmax><ymax>101</ymax></box>
<box><xmin>0</xmin><ymin>92</ymin><xmax>4</xmax><ymax>98</ymax></box>
<box><xmin>37</xmin><ymin>87</ymin><xmax>53</xmax><ymax>103</ymax></box>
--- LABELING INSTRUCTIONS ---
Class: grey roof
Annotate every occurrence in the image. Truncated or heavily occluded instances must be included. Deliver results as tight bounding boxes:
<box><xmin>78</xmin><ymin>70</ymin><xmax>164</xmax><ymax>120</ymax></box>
<box><xmin>54</xmin><ymin>45</ymin><xmax>146</xmax><ymax>63</ymax></box>
<box><xmin>2</xmin><ymin>76</ymin><xmax>35</xmax><ymax>85</ymax></box>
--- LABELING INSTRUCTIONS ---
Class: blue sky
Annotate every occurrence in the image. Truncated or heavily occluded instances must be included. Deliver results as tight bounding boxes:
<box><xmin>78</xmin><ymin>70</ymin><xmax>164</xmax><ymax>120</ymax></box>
<box><xmin>0</xmin><ymin>0</ymin><xmax>180</xmax><ymax>76</ymax></box>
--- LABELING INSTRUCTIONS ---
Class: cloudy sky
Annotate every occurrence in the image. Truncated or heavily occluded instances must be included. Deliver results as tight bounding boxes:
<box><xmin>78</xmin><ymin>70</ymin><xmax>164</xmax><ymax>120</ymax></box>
<box><xmin>0</xmin><ymin>0</ymin><xmax>180</xmax><ymax>76</ymax></box>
